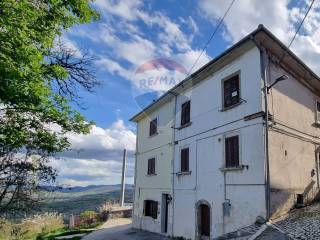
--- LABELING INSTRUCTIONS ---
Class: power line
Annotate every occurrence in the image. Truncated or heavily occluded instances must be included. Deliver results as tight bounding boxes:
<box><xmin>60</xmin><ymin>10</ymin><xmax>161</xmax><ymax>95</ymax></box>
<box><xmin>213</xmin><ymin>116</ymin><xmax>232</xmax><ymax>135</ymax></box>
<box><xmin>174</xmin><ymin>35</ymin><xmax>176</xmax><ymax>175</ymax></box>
<box><xmin>186</xmin><ymin>0</ymin><xmax>236</xmax><ymax>77</ymax></box>
<box><xmin>287</xmin><ymin>0</ymin><xmax>316</xmax><ymax>49</ymax></box>
<box><xmin>272</xmin><ymin>0</ymin><xmax>316</xmax><ymax>118</ymax></box>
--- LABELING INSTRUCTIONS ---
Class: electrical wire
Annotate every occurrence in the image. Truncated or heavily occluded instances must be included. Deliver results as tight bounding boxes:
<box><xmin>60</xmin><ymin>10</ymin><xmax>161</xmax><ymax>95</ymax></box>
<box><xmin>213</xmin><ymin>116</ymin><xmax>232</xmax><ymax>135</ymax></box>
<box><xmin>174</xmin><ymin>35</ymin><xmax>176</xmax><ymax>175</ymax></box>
<box><xmin>270</xmin><ymin>0</ymin><xmax>315</xmax><ymax>121</ymax></box>
<box><xmin>185</xmin><ymin>0</ymin><xmax>236</xmax><ymax>77</ymax></box>
<box><xmin>278</xmin><ymin>0</ymin><xmax>316</xmax><ymax>64</ymax></box>
<box><xmin>287</xmin><ymin>0</ymin><xmax>316</xmax><ymax>49</ymax></box>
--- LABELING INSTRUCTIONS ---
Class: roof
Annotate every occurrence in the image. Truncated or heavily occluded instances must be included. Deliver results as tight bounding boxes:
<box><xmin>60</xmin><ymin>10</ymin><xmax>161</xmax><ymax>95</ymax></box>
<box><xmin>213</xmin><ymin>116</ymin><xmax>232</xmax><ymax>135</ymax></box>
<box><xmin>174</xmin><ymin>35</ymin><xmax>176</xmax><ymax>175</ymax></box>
<box><xmin>130</xmin><ymin>24</ymin><xmax>320</xmax><ymax>122</ymax></box>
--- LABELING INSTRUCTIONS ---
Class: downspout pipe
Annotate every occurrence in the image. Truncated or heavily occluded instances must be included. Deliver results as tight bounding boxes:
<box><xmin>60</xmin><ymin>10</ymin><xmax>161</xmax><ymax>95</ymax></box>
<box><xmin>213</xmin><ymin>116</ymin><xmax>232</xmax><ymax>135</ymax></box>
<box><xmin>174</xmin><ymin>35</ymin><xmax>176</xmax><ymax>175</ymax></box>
<box><xmin>251</xmin><ymin>35</ymin><xmax>271</xmax><ymax>220</ymax></box>
<box><xmin>169</xmin><ymin>91</ymin><xmax>178</xmax><ymax>237</ymax></box>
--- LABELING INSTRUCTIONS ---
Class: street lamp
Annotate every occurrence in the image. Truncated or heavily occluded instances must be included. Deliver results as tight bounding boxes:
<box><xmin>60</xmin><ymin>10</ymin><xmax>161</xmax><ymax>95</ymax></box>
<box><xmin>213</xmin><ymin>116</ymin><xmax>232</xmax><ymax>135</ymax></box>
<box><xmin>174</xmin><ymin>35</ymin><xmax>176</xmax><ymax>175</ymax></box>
<box><xmin>267</xmin><ymin>75</ymin><xmax>288</xmax><ymax>93</ymax></box>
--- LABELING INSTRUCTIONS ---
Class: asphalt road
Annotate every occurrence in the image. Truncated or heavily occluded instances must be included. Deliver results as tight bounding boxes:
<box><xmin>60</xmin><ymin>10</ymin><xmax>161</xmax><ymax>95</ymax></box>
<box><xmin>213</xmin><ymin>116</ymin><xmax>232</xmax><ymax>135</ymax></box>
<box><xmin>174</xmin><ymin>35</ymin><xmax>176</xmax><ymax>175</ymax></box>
<box><xmin>82</xmin><ymin>218</ymin><xmax>168</xmax><ymax>240</ymax></box>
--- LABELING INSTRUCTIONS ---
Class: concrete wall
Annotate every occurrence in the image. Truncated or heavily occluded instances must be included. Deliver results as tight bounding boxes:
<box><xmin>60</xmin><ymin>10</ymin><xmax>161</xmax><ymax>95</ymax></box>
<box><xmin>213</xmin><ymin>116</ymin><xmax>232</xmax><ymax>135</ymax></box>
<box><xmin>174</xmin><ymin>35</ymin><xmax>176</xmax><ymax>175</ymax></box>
<box><xmin>133</xmin><ymin>99</ymin><xmax>174</xmax><ymax>235</ymax></box>
<box><xmin>267</xmin><ymin>58</ymin><xmax>320</xmax><ymax>218</ymax></box>
<box><xmin>172</xmin><ymin>46</ymin><xmax>267</xmax><ymax>239</ymax></box>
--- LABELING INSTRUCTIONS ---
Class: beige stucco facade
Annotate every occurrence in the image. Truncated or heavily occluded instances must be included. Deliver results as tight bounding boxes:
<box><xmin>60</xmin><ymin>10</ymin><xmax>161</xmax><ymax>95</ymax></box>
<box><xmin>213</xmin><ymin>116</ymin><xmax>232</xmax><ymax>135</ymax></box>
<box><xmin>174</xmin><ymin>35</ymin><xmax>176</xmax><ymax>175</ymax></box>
<box><xmin>267</xmin><ymin>56</ymin><xmax>320</xmax><ymax>218</ymax></box>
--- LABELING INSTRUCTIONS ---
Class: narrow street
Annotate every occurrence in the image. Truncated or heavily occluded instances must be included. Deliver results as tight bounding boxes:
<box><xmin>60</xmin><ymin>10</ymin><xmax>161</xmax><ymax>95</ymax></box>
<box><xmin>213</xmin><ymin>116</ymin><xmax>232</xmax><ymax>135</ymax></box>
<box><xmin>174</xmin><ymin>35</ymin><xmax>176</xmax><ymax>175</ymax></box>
<box><xmin>82</xmin><ymin>218</ymin><xmax>168</xmax><ymax>240</ymax></box>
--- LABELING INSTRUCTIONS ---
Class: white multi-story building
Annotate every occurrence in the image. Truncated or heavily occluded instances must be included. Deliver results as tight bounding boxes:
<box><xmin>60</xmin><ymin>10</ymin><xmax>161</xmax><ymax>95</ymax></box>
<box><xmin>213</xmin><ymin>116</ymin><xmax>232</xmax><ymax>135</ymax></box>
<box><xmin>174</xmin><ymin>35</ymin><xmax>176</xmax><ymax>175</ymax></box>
<box><xmin>130</xmin><ymin>25</ymin><xmax>320</xmax><ymax>239</ymax></box>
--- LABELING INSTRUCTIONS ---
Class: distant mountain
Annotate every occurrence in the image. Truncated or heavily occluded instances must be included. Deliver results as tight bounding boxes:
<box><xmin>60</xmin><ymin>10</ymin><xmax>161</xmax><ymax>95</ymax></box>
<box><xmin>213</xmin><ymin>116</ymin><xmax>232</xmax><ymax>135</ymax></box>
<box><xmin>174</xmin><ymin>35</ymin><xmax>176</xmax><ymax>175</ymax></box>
<box><xmin>40</xmin><ymin>184</ymin><xmax>134</xmax><ymax>193</ymax></box>
<box><xmin>56</xmin><ymin>184</ymin><xmax>134</xmax><ymax>193</ymax></box>
<box><xmin>40</xmin><ymin>184</ymin><xmax>134</xmax><ymax>217</ymax></box>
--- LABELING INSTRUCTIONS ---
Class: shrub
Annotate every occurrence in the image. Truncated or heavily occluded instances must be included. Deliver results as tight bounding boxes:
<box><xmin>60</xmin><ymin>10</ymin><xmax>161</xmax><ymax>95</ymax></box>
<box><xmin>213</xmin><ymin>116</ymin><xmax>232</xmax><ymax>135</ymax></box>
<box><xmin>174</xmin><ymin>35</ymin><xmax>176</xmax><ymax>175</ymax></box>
<box><xmin>79</xmin><ymin>211</ymin><xmax>98</xmax><ymax>227</ymax></box>
<box><xmin>97</xmin><ymin>201</ymin><xmax>120</xmax><ymax>221</ymax></box>
<box><xmin>0</xmin><ymin>213</ymin><xmax>64</xmax><ymax>240</ymax></box>
<box><xmin>0</xmin><ymin>219</ymin><xmax>12</xmax><ymax>240</ymax></box>
<box><xmin>98</xmin><ymin>201</ymin><xmax>118</xmax><ymax>213</ymax></box>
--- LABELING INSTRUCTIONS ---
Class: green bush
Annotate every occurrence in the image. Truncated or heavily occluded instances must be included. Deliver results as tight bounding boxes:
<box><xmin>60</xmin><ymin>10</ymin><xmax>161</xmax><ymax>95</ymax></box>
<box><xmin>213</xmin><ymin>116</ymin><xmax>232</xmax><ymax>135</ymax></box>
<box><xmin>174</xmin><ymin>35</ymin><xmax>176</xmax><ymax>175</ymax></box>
<box><xmin>80</xmin><ymin>210</ymin><xmax>97</xmax><ymax>218</ymax></box>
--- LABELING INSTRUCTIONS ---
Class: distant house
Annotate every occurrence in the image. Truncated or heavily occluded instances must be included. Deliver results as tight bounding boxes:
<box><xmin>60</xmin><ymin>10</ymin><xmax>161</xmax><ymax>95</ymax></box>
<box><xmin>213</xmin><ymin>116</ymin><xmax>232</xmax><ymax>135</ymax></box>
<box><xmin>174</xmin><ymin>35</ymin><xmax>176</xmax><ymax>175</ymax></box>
<box><xmin>130</xmin><ymin>25</ymin><xmax>320</xmax><ymax>239</ymax></box>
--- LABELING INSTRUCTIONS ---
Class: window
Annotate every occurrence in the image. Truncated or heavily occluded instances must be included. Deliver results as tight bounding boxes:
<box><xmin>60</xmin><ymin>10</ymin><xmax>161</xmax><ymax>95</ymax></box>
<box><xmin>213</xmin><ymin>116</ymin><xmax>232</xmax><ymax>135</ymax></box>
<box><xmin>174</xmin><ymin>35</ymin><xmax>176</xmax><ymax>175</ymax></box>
<box><xmin>181</xmin><ymin>147</ymin><xmax>189</xmax><ymax>172</ymax></box>
<box><xmin>149</xmin><ymin>118</ymin><xmax>158</xmax><ymax>136</ymax></box>
<box><xmin>147</xmin><ymin>158</ymin><xmax>156</xmax><ymax>175</ymax></box>
<box><xmin>223</xmin><ymin>74</ymin><xmax>240</xmax><ymax>108</ymax></box>
<box><xmin>225</xmin><ymin>135</ymin><xmax>240</xmax><ymax>168</ymax></box>
<box><xmin>316</xmin><ymin>101</ymin><xmax>320</xmax><ymax>123</ymax></box>
<box><xmin>144</xmin><ymin>200</ymin><xmax>158</xmax><ymax>219</ymax></box>
<box><xmin>181</xmin><ymin>101</ymin><xmax>191</xmax><ymax>126</ymax></box>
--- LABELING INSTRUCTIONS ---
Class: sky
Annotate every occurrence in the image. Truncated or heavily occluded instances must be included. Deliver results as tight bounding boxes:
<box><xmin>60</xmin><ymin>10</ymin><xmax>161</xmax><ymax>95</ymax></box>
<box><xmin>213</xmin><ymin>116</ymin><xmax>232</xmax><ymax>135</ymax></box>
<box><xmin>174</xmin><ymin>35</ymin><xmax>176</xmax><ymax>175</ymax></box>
<box><xmin>54</xmin><ymin>0</ymin><xmax>320</xmax><ymax>187</ymax></box>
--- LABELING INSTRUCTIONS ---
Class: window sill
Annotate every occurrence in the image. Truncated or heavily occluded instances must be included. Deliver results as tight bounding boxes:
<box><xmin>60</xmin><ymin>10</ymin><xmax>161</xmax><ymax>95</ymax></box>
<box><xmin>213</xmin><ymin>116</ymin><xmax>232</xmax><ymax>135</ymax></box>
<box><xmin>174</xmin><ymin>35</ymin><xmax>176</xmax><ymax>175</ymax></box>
<box><xmin>219</xmin><ymin>166</ymin><xmax>245</xmax><ymax>172</ymax></box>
<box><xmin>220</xmin><ymin>101</ymin><xmax>243</xmax><ymax>112</ymax></box>
<box><xmin>176</xmin><ymin>171</ymin><xmax>192</xmax><ymax>176</ymax></box>
<box><xmin>148</xmin><ymin>132</ymin><xmax>159</xmax><ymax>138</ymax></box>
<box><xmin>177</xmin><ymin>122</ymin><xmax>192</xmax><ymax>130</ymax></box>
<box><xmin>146</xmin><ymin>173</ymin><xmax>157</xmax><ymax>176</ymax></box>
<box><xmin>144</xmin><ymin>216</ymin><xmax>157</xmax><ymax>220</ymax></box>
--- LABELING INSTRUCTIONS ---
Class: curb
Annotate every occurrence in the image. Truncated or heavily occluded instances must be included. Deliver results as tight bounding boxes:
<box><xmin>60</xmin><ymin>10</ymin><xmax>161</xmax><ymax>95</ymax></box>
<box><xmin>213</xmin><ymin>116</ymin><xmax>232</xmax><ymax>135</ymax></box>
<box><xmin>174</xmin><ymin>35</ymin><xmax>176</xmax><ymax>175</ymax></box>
<box><xmin>248</xmin><ymin>224</ymin><xmax>267</xmax><ymax>240</ymax></box>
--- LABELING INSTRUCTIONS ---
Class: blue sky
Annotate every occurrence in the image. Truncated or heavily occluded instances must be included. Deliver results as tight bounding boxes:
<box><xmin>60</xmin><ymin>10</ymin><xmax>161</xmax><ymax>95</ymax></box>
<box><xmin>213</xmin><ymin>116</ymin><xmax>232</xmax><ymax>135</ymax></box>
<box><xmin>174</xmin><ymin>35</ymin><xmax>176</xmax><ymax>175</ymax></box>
<box><xmin>54</xmin><ymin>0</ymin><xmax>320</xmax><ymax>186</ymax></box>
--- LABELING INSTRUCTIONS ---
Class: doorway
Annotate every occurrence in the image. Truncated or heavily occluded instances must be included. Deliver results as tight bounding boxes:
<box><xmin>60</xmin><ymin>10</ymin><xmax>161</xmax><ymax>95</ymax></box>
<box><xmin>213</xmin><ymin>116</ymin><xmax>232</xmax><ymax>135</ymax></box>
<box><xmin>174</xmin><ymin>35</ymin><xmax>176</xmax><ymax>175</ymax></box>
<box><xmin>196</xmin><ymin>201</ymin><xmax>211</xmax><ymax>239</ymax></box>
<box><xmin>161</xmin><ymin>194</ymin><xmax>169</xmax><ymax>233</ymax></box>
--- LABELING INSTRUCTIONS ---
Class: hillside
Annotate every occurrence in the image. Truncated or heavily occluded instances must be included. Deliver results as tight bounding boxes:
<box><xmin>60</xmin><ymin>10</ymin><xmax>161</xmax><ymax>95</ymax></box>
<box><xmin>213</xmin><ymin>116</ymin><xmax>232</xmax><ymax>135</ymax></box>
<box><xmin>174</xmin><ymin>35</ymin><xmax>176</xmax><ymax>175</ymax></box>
<box><xmin>40</xmin><ymin>185</ymin><xmax>134</xmax><ymax>217</ymax></box>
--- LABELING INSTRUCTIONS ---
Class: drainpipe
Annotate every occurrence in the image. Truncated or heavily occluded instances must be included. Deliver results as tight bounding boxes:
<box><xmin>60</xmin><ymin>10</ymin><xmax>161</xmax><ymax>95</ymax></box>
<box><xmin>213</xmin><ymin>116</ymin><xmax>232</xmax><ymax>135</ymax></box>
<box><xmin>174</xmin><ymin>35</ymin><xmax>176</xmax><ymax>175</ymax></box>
<box><xmin>251</xmin><ymin>35</ymin><xmax>271</xmax><ymax>220</ymax></box>
<box><xmin>132</xmin><ymin>123</ymin><xmax>139</xmax><ymax>228</ymax></box>
<box><xmin>315</xmin><ymin>147</ymin><xmax>320</xmax><ymax>189</ymax></box>
<box><xmin>169</xmin><ymin>92</ymin><xmax>178</xmax><ymax>237</ymax></box>
<box><xmin>222</xmin><ymin>171</ymin><xmax>226</xmax><ymax>235</ymax></box>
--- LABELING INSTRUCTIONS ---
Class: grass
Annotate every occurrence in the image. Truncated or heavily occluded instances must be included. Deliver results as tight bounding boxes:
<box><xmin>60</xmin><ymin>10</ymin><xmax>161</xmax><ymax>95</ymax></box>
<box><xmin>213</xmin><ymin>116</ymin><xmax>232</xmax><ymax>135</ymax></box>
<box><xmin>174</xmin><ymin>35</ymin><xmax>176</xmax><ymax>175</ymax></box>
<box><xmin>36</xmin><ymin>228</ymin><xmax>95</xmax><ymax>240</ymax></box>
<box><xmin>0</xmin><ymin>213</ymin><xmax>64</xmax><ymax>240</ymax></box>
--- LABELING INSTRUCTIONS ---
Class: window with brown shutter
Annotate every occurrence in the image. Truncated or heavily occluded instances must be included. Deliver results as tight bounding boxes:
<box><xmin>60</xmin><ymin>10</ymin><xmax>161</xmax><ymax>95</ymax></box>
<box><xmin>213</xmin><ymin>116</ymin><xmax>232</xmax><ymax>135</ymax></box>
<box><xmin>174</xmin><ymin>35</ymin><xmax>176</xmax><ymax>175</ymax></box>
<box><xmin>181</xmin><ymin>101</ymin><xmax>190</xmax><ymax>126</ymax></box>
<box><xmin>223</xmin><ymin>75</ymin><xmax>240</xmax><ymax>108</ymax></box>
<box><xmin>144</xmin><ymin>200</ymin><xmax>158</xmax><ymax>219</ymax></box>
<box><xmin>149</xmin><ymin>118</ymin><xmax>157</xmax><ymax>136</ymax></box>
<box><xmin>181</xmin><ymin>147</ymin><xmax>189</xmax><ymax>172</ymax></box>
<box><xmin>147</xmin><ymin>158</ymin><xmax>156</xmax><ymax>175</ymax></box>
<box><xmin>225</xmin><ymin>135</ymin><xmax>240</xmax><ymax>168</ymax></box>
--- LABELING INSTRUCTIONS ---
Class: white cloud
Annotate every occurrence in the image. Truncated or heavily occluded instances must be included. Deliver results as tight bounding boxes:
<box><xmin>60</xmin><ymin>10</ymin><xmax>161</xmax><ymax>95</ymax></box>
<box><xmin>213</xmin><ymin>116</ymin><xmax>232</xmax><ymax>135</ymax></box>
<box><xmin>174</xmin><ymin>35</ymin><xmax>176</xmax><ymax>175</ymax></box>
<box><xmin>51</xmin><ymin>119</ymin><xmax>136</xmax><ymax>186</ymax></box>
<box><xmin>95</xmin><ymin>57</ymin><xmax>133</xmax><ymax>80</ymax></box>
<box><xmin>199</xmin><ymin>0</ymin><xmax>320</xmax><ymax>73</ymax></box>
<box><xmin>199</xmin><ymin>0</ymin><xmax>292</xmax><ymax>43</ymax></box>
<box><xmin>176</xmin><ymin>49</ymin><xmax>211</xmax><ymax>74</ymax></box>
<box><xmin>95</xmin><ymin>0</ymin><xmax>142</xmax><ymax>20</ymax></box>
<box><xmin>188</xmin><ymin>16</ymin><xmax>199</xmax><ymax>35</ymax></box>
<box><xmin>116</xmin><ymin>35</ymin><xmax>156</xmax><ymax>65</ymax></box>
<box><xmin>137</xmin><ymin>11</ymin><xmax>192</xmax><ymax>52</ymax></box>
<box><xmin>66</xmin><ymin>119</ymin><xmax>136</xmax><ymax>153</ymax></box>
<box><xmin>51</xmin><ymin>157</ymin><xmax>134</xmax><ymax>186</ymax></box>
<box><xmin>75</xmin><ymin>0</ymin><xmax>214</xmax><ymax>96</ymax></box>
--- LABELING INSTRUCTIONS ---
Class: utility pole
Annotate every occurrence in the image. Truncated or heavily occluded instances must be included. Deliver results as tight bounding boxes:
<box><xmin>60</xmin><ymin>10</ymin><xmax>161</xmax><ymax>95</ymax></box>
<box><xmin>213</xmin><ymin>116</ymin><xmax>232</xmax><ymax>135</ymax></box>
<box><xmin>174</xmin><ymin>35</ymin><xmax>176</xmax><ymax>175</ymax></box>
<box><xmin>120</xmin><ymin>149</ymin><xmax>127</xmax><ymax>207</ymax></box>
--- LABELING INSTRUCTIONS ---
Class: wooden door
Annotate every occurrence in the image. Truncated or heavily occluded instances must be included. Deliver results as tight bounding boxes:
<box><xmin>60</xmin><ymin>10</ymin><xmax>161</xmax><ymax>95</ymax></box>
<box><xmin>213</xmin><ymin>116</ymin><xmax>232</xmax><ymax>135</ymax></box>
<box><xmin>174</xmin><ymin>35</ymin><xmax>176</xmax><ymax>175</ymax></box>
<box><xmin>200</xmin><ymin>204</ymin><xmax>210</xmax><ymax>237</ymax></box>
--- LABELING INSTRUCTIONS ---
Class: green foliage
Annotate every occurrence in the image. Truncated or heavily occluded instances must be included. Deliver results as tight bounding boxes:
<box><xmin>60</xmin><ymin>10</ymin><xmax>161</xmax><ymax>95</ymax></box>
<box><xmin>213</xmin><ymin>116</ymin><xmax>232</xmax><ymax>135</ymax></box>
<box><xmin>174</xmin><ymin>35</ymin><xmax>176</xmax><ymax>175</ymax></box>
<box><xmin>0</xmin><ymin>0</ymin><xmax>98</xmax><ymax>153</ymax></box>
<box><xmin>80</xmin><ymin>210</ymin><xmax>97</xmax><ymax>218</ymax></box>
<box><xmin>0</xmin><ymin>0</ymin><xmax>100</xmax><ymax>215</ymax></box>
<box><xmin>36</xmin><ymin>228</ymin><xmax>94</xmax><ymax>240</ymax></box>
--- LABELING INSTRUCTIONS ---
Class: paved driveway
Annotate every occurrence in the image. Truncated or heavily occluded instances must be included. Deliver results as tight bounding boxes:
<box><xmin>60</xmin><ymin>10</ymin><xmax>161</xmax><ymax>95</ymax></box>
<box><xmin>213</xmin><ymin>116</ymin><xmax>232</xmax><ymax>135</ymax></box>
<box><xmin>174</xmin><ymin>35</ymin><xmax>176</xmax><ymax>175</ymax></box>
<box><xmin>82</xmin><ymin>218</ymin><xmax>168</xmax><ymax>240</ymax></box>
